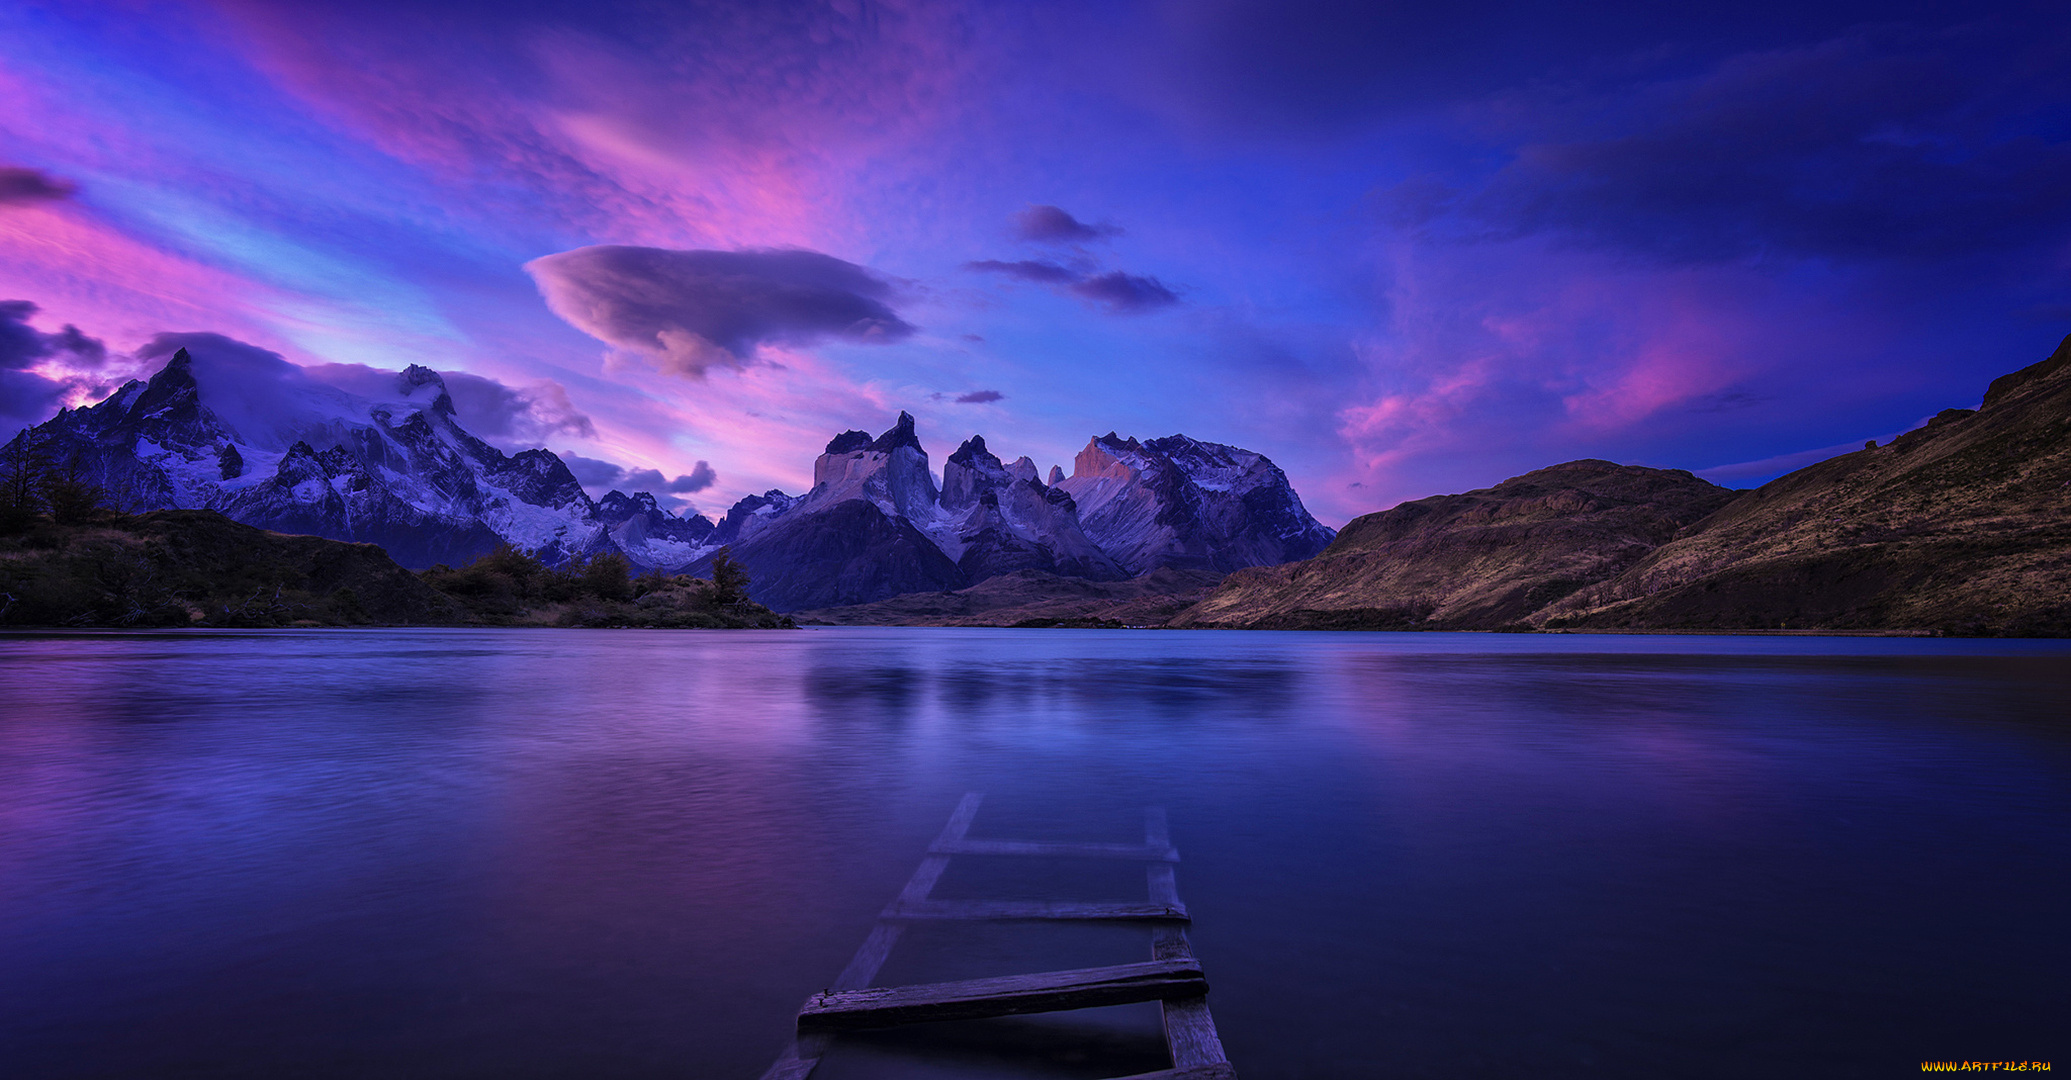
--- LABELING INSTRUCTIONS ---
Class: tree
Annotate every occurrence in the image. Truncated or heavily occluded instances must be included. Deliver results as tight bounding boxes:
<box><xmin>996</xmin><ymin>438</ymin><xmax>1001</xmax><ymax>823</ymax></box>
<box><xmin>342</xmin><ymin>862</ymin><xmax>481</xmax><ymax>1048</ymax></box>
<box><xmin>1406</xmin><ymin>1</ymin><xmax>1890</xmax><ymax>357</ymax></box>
<box><xmin>710</xmin><ymin>547</ymin><xmax>750</xmax><ymax>605</ymax></box>
<box><xmin>42</xmin><ymin>457</ymin><xmax>107</xmax><ymax>525</ymax></box>
<box><xmin>480</xmin><ymin>542</ymin><xmax>546</xmax><ymax>591</ymax></box>
<box><xmin>582</xmin><ymin>550</ymin><xmax>633</xmax><ymax>601</ymax></box>
<box><xmin>0</xmin><ymin>430</ymin><xmax>52</xmax><ymax>533</ymax></box>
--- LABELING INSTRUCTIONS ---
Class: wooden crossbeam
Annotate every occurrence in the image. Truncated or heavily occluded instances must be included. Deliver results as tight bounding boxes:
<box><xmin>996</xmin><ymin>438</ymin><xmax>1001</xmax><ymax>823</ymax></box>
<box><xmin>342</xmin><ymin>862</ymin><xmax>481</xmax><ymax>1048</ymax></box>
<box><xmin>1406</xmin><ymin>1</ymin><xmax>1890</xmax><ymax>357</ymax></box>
<box><xmin>929</xmin><ymin>838</ymin><xmax>1181</xmax><ymax>862</ymax></box>
<box><xmin>759</xmin><ymin>793</ymin><xmax>985</xmax><ymax>1080</ymax></box>
<box><xmin>762</xmin><ymin>795</ymin><xmax>1236</xmax><ymax>1078</ymax></box>
<box><xmin>798</xmin><ymin>959</ymin><xmax>1208</xmax><ymax>1031</ymax></box>
<box><xmin>881</xmin><ymin>899</ymin><xmax>1191</xmax><ymax>923</ymax></box>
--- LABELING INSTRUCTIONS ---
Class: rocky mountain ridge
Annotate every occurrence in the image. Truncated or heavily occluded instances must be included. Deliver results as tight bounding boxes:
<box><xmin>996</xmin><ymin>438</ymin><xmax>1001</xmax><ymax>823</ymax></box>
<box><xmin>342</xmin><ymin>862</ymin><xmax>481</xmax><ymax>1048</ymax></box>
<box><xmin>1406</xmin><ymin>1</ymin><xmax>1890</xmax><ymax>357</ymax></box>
<box><xmin>14</xmin><ymin>348</ymin><xmax>711</xmax><ymax>570</ymax></box>
<box><xmin>10</xmin><ymin>347</ymin><xmax>1335</xmax><ymax>610</ymax></box>
<box><xmin>687</xmin><ymin>412</ymin><xmax>1335</xmax><ymax>610</ymax></box>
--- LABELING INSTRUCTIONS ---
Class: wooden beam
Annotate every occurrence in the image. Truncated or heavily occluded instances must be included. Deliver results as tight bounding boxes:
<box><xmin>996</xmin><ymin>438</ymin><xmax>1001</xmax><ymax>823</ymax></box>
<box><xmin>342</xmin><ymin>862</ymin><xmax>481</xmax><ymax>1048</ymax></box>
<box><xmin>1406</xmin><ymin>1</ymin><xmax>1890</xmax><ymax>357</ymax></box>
<box><xmin>882</xmin><ymin>899</ymin><xmax>1191</xmax><ymax>922</ymax></box>
<box><xmin>832</xmin><ymin>792</ymin><xmax>985</xmax><ymax>990</ymax></box>
<box><xmin>760</xmin><ymin>793</ymin><xmax>985</xmax><ymax>1080</ymax></box>
<box><xmin>1105</xmin><ymin>1066</ymin><xmax>1240</xmax><ymax>1080</ymax></box>
<box><xmin>1145</xmin><ymin>808</ymin><xmax>1234</xmax><ymax>1074</ymax></box>
<box><xmin>930</xmin><ymin>838</ymin><xmax>1180</xmax><ymax>862</ymax></box>
<box><xmin>798</xmin><ymin>959</ymin><xmax>1208</xmax><ymax>1031</ymax></box>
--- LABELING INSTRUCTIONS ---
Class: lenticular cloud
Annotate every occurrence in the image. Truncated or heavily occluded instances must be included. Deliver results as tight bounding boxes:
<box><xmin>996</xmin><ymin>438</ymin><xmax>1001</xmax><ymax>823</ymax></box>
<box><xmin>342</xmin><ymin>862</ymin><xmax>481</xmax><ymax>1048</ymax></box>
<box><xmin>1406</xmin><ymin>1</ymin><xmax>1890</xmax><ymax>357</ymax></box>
<box><xmin>525</xmin><ymin>245</ymin><xmax>915</xmax><ymax>378</ymax></box>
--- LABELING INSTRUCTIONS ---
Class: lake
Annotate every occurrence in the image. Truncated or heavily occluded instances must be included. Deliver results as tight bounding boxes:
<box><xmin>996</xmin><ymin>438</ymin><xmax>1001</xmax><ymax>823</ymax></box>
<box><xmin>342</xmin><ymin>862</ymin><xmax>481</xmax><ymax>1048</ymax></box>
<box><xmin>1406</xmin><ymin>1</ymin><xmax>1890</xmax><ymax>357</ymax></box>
<box><xmin>1</xmin><ymin>628</ymin><xmax>2065</xmax><ymax>1078</ymax></box>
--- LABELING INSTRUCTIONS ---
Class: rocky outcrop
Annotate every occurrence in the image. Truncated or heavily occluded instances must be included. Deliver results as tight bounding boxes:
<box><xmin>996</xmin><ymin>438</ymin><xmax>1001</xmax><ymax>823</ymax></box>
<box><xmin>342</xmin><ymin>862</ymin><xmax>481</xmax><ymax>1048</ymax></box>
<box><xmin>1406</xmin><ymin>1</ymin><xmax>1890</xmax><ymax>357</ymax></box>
<box><xmin>594</xmin><ymin>489</ymin><xmax>717</xmax><ymax>570</ymax></box>
<box><xmin>685</xmin><ymin>496</ymin><xmax>966</xmax><ymax>611</ymax></box>
<box><xmin>939</xmin><ymin>435</ymin><xmax>1122</xmax><ymax>582</ymax></box>
<box><xmin>1057</xmin><ymin>433</ymin><xmax>1336</xmax><ymax>574</ymax></box>
<box><xmin>1537</xmin><ymin>335</ymin><xmax>2071</xmax><ymax>635</ymax></box>
<box><xmin>1173</xmin><ymin>460</ymin><xmax>1735</xmax><ymax>629</ymax></box>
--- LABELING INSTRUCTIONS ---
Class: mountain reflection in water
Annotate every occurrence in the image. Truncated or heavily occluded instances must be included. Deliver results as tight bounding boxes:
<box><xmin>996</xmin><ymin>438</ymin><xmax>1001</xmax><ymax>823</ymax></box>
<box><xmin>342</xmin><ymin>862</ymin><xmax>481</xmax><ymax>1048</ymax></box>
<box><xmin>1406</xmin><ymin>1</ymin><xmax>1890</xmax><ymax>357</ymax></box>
<box><xmin>1</xmin><ymin>628</ymin><xmax>2065</xmax><ymax>1079</ymax></box>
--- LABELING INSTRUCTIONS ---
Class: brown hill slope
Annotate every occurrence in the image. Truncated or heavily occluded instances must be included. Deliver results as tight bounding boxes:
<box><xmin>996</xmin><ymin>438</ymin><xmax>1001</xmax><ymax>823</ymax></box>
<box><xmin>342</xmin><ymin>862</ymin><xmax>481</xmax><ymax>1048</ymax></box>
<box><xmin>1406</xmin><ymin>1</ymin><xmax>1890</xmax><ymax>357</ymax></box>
<box><xmin>1540</xmin><ymin>336</ymin><xmax>2071</xmax><ymax>635</ymax></box>
<box><xmin>1172</xmin><ymin>460</ymin><xmax>1736</xmax><ymax>630</ymax></box>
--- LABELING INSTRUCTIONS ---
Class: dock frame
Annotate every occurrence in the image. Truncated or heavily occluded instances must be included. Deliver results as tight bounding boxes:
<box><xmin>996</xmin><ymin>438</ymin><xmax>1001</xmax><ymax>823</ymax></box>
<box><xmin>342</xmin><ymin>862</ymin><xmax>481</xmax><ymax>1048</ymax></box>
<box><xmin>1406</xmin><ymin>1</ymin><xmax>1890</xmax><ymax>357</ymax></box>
<box><xmin>760</xmin><ymin>793</ymin><xmax>1236</xmax><ymax>1079</ymax></box>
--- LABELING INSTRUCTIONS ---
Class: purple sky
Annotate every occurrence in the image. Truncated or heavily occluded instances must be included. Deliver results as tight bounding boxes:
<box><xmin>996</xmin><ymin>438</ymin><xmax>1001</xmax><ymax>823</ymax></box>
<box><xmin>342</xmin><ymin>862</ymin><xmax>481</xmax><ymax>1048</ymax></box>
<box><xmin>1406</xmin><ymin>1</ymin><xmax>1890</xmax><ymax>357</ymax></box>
<box><xmin>3</xmin><ymin>0</ymin><xmax>2068</xmax><ymax>523</ymax></box>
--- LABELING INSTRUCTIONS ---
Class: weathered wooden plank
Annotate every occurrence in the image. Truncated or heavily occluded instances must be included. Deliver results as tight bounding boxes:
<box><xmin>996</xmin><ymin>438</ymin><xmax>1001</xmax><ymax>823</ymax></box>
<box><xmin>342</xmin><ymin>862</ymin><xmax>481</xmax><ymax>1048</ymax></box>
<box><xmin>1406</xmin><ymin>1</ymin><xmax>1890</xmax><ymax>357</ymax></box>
<box><xmin>764</xmin><ymin>794</ymin><xmax>985</xmax><ymax>1079</ymax></box>
<box><xmin>1144</xmin><ymin>808</ymin><xmax>1232</xmax><ymax>1072</ymax></box>
<box><xmin>755</xmin><ymin>1035</ymin><xmax>829</xmax><ymax>1080</ymax></box>
<box><xmin>831</xmin><ymin>792</ymin><xmax>985</xmax><ymax>991</ymax></box>
<box><xmin>882</xmin><ymin>899</ymin><xmax>1191</xmax><ymax>922</ymax></box>
<box><xmin>1105</xmin><ymin>1065</ymin><xmax>1240</xmax><ymax>1080</ymax></box>
<box><xmin>798</xmin><ymin>959</ymin><xmax>1208</xmax><ymax>1030</ymax></box>
<box><xmin>931</xmin><ymin>838</ymin><xmax>1180</xmax><ymax>862</ymax></box>
<box><xmin>1161</xmin><ymin>996</ymin><xmax>1231</xmax><ymax>1070</ymax></box>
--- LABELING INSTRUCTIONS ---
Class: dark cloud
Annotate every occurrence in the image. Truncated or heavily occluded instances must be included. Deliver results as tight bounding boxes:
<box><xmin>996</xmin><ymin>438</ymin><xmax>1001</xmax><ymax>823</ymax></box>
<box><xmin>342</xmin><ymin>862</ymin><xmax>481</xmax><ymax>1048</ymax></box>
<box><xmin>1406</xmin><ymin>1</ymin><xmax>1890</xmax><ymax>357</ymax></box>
<box><xmin>303</xmin><ymin>360</ymin><xmax>596</xmax><ymax>446</ymax></box>
<box><xmin>0</xmin><ymin>301</ymin><xmax>108</xmax><ymax>437</ymax></box>
<box><xmin>1013</xmin><ymin>205</ymin><xmax>1120</xmax><ymax>242</ymax></box>
<box><xmin>445</xmin><ymin>371</ymin><xmax>596</xmax><ymax>442</ymax></box>
<box><xmin>670</xmin><ymin>461</ymin><xmax>717</xmax><ymax>492</ymax></box>
<box><xmin>0</xmin><ymin>166</ymin><xmax>76</xmax><ymax>206</ymax></box>
<box><xmin>1147</xmin><ymin>0</ymin><xmax>1981</xmax><ymax>132</ymax></box>
<box><xmin>965</xmin><ymin>259</ymin><xmax>1080</xmax><ymax>283</ymax></box>
<box><xmin>955</xmin><ymin>390</ymin><xmax>1004</xmax><ymax>403</ymax></box>
<box><xmin>136</xmin><ymin>332</ymin><xmax>345</xmax><ymax>448</ymax></box>
<box><xmin>965</xmin><ymin>261</ymin><xmax>1181</xmax><ymax>314</ymax></box>
<box><xmin>560</xmin><ymin>452</ymin><xmax>629</xmax><ymax>488</ymax></box>
<box><xmin>525</xmin><ymin>245</ymin><xmax>915</xmax><ymax>377</ymax></box>
<box><xmin>1069</xmin><ymin>271</ymin><xmax>1180</xmax><ymax>313</ymax></box>
<box><xmin>1435</xmin><ymin>27</ymin><xmax>2071</xmax><ymax>264</ymax></box>
<box><xmin>560</xmin><ymin>452</ymin><xmax>716</xmax><ymax>503</ymax></box>
<box><xmin>1</xmin><ymin>300</ymin><xmax>105</xmax><ymax>371</ymax></box>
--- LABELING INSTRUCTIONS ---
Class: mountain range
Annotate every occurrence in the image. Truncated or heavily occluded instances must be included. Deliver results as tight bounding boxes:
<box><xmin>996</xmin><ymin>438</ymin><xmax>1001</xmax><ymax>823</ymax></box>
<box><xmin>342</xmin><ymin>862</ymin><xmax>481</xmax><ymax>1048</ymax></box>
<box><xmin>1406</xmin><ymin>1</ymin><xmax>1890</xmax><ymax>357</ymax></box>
<box><xmin>12</xmin><ymin>347</ymin><xmax>1336</xmax><ymax>611</ymax></box>
<box><xmin>681</xmin><ymin>413</ymin><xmax>1337</xmax><ymax>610</ymax></box>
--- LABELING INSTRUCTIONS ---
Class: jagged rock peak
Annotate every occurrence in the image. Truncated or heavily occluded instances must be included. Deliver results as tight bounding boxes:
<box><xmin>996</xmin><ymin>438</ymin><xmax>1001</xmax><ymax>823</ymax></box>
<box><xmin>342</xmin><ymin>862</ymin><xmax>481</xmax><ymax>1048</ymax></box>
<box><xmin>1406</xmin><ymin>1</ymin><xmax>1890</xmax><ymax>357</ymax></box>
<box><xmin>399</xmin><ymin>364</ymin><xmax>456</xmax><ymax>416</ymax></box>
<box><xmin>596</xmin><ymin>489</ymin><xmax>656</xmax><ymax>517</ymax></box>
<box><xmin>826</xmin><ymin>429</ymin><xmax>873</xmax><ymax>454</ymax></box>
<box><xmin>947</xmin><ymin>435</ymin><xmax>998</xmax><ymax>469</ymax></box>
<box><xmin>1048</xmin><ymin>465</ymin><xmax>1065</xmax><ymax>486</ymax></box>
<box><xmin>399</xmin><ymin>364</ymin><xmax>443</xmax><ymax>391</ymax></box>
<box><xmin>869</xmin><ymin>411</ymin><xmax>924</xmax><ymax>454</ymax></box>
<box><xmin>134</xmin><ymin>347</ymin><xmax>201</xmax><ymax>416</ymax></box>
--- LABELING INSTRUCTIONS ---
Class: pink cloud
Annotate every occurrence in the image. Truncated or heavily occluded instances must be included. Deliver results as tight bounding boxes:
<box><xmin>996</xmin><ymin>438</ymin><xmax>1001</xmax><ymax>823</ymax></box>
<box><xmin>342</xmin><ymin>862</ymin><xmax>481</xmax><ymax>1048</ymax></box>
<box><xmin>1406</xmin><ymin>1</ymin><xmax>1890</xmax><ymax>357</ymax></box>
<box><xmin>197</xmin><ymin>1</ymin><xmax>977</xmax><ymax>252</ymax></box>
<box><xmin>1330</xmin><ymin>237</ymin><xmax>1883</xmax><ymax>511</ymax></box>
<box><xmin>0</xmin><ymin>202</ymin><xmax>291</xmax><ymax>368</ymax></box>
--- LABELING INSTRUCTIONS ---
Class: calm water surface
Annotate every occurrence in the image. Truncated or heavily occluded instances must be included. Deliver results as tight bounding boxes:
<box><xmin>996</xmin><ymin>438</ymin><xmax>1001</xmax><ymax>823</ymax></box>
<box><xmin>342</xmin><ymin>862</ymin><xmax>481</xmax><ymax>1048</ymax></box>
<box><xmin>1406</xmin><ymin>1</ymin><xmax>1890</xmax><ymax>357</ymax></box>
<box><xmin>1</xmin><ymin>628</ymin><xmax>2066</xmax><ymax>1079</ymax></box>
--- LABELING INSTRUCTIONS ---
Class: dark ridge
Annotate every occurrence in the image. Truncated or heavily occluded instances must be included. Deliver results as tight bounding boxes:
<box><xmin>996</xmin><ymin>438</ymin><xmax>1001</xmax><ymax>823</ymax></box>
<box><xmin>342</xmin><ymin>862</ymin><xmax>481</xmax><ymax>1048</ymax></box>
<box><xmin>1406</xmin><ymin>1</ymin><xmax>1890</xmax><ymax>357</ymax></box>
<box><xmin>869</xmin><ymin>411</ymin><xmax>924</xmax><ymax>453</ymax></box>
<box><xmin>947</xmin><ymin>435</ymin><xmax>996</xmax><ymax>469</ymax></box>
<box><xmin>825</xmin><ymin>430</ymin><xmax>873</xmax><ymax>454</ymax></box>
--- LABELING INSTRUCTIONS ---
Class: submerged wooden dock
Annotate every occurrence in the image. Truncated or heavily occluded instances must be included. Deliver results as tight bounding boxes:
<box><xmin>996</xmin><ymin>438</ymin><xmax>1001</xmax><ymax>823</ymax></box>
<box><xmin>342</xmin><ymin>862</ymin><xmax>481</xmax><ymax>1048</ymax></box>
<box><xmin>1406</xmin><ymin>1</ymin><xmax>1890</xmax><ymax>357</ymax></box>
<box><xmin>761</xmin><ymin>793</ymin><xmax>1237</xmax><ymax>1079</ymax></box>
